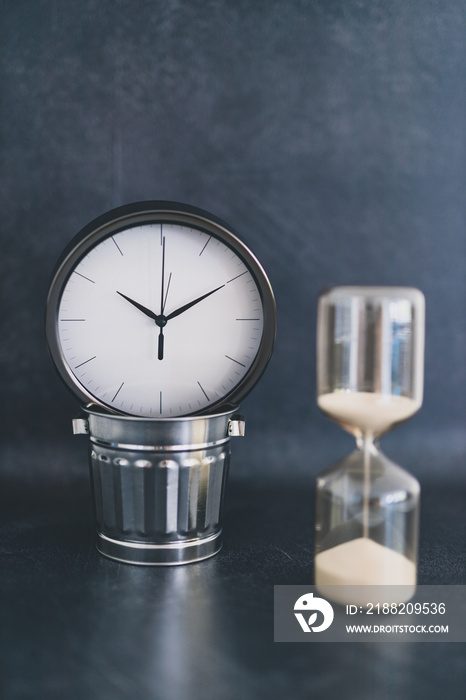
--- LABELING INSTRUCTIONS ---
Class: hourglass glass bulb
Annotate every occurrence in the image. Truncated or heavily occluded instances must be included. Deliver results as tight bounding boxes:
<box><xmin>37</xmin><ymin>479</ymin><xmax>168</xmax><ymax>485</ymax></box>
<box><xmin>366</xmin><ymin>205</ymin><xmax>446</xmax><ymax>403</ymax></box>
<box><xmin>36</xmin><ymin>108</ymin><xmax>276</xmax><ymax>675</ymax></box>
<box><xmin>314</xmin><ymin>287</ymin><xmax>425</xmax><ymax>605</ymax></box>
<box><xmin>314</xmin><ymin>447</ymin><xmax>420</xmax><ymax>604</ymax></box>
<box><xmin>316</xmin><ymin>286</ymin><xmax>424</xmax><ymax>441</ymax></box>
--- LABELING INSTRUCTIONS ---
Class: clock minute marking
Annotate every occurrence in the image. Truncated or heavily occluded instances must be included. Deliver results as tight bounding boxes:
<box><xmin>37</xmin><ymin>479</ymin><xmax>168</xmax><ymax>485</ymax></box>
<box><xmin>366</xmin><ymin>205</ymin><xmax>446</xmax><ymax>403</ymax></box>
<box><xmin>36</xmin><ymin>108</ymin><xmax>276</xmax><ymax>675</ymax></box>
<box><xmin>198</xmin><ymin>381</ymin><xmax>210</xmax><ymax>401</ymax></box>
<box><xmin>74</xmin><ymin>271</ymin><xmax>95</xmax><ymax>283</ymax></box>
<box><xmin>112</xmin><ymin>237</ymin><xmax>124</xmax><ymax>255</ymax></box>
<box><xmin>225</xmin><ymin>355</ymin><xmax>246</xmax><ymax>367</ymax></box>
<box><xmin>75</xmin><ymin>355</ymin><xmax>96</xmax><ymax>369</ymax></box>
<box><xmin>199</xmin><ymin>236</ymin><xmax>211</xmax><ymax>256</ymax></box>
<box><xmin>112</xmin><ymin>382</ymin><xmax>124</xmax><ymax>403</ymax></box>
<box><xmin>226</xmin><ymin>270</ymin><xmax>248</xmax><ymax>284</ymax></box>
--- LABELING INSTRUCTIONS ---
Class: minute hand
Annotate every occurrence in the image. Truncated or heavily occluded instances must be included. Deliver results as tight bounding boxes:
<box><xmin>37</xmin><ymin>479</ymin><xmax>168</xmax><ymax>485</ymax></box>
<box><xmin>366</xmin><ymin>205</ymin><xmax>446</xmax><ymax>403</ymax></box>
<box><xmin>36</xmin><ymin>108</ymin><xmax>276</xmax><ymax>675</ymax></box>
<box><xmin>165</xmin><ymin>284</ymin><xmax>225</xmax><ymax>321</ymax></box>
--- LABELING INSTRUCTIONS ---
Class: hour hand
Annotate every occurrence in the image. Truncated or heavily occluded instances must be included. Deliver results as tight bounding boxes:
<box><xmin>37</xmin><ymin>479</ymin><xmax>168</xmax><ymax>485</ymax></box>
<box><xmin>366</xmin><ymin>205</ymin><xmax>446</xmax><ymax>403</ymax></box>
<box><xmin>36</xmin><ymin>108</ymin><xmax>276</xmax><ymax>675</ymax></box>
<box><xmin>117</xmin><ymin>291</ymin><xmax>160</xmax><ymax>323</ymax></box>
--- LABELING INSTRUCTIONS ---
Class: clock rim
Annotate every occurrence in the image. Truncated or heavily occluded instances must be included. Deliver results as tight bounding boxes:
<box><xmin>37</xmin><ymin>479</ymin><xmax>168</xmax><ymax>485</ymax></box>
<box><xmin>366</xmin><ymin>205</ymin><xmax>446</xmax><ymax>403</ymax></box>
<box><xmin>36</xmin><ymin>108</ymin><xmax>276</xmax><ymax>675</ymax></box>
<box><xmin>45</xmin><ymin>201</ymin><xmax>276</xmax><ymax>417</ymax></box>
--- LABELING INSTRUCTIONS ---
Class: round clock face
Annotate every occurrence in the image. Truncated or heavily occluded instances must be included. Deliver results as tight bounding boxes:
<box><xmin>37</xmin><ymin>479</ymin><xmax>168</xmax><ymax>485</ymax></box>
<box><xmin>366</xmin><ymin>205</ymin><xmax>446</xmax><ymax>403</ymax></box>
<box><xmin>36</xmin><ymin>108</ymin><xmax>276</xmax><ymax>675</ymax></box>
<box><xmin>46</xmin><ymin>202</ymin><xmax>276</xmax><ymax>417</ymax></box>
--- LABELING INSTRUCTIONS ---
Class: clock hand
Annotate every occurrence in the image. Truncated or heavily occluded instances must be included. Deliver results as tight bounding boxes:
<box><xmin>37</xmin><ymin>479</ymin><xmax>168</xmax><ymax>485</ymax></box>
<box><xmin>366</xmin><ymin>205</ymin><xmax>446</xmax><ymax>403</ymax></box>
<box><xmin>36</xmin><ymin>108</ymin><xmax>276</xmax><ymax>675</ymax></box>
<box><xmin>157</xmin><ymin>237</ymin><xmax>173</xmax><ymax>360</ymax></box>
<box><xmin>160</xmin><ymin>236</ymin><xmax>166</xmax><ymax>314</ymax></box>
<box><xmin>118</xmin><ymin>283</ymin><xmax>224</xmax><ymax>360</ymax></box>
<box><xmin>118</xmin><ymin>290</ymin><xmax>168</xmax><ymax>360</ymax></box>
<box><xmin>157</xmin><ymin>272</ymin><xmax>172</xmax><ymax>361</ymax></box>
<box><xmin>117</xmin><ymin>291</ymin><xmax>161</xmax><ymax>323</ymax></box>
<box><xmin>158</xmin><ymin>326</ymin><xmax>165</xmax><ymax>360</ymax></box>
<box><xmin>165</xmin><ymin>284</ymin><xmax>225</xmax><ymax>321</ymax></box>
<box><xmin>156</xmin><ymin>237</ymin><xmax>167</xmax><ymax>360</ymax></box>
<box><xmin>163</xmin><ymin>272</ymin><xmax>172</xmax><ymax>313</ymax></box>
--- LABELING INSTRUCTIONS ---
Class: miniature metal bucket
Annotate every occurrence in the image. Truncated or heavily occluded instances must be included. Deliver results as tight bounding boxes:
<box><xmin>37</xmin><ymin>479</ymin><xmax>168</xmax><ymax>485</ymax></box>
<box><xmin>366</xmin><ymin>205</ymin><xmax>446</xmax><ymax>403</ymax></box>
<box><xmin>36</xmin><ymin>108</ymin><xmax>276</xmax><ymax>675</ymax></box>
<box><xmin>74</xmin><ymin>406</ymin><xmax>244</xmax><ymax>565</ymax></box>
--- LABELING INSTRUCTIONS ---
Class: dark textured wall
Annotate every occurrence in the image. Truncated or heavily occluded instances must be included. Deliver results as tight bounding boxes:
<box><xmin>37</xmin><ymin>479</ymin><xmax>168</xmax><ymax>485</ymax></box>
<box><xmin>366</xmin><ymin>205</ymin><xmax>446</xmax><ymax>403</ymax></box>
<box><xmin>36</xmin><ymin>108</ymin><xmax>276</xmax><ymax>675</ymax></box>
<box><xmin>1</xmin><ymin>0</ymin><xmax>465</xmax><ymax>478</ymax></box>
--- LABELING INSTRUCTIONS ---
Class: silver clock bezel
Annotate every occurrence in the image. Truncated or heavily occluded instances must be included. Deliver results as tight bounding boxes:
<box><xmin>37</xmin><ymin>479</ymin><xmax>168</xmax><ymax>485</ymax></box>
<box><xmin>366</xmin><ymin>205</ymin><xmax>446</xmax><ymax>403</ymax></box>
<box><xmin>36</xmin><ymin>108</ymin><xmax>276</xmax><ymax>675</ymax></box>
<box><xmin>45</xmin><ymin>201</ymin><xmax>276</xmax><ymax>416</ymax></box>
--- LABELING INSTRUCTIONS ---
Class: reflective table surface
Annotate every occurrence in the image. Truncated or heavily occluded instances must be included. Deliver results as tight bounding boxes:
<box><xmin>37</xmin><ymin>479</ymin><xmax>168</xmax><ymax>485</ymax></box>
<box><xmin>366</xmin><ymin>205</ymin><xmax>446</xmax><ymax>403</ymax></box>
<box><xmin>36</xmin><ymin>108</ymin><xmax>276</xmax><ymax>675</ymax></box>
<box><xmin>1</xmin><ymin>456</ymin><xmax>465</xmax><ymax>700</ymax></box>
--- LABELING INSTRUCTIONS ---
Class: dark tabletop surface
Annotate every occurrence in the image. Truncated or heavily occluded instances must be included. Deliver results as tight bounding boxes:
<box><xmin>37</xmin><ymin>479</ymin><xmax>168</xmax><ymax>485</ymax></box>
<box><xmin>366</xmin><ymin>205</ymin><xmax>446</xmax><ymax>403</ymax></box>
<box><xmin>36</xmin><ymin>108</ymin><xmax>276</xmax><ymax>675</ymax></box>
<box><xmin>2</xmin><ymin>2</ymin><xmax>466</xmax><ymax>697</ymax></box>
<box><xmin>1</xmin><ymin>454</ymin><xmax>465</xmax><ymax>700</ymax></box>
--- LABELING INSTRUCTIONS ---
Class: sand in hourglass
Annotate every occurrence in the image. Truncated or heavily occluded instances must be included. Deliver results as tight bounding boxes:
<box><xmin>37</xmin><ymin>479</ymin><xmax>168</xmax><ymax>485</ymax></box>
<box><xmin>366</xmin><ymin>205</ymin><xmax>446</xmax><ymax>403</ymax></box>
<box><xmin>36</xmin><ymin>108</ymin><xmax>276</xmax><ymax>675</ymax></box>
<box><xmin>317</xmin><ymin>391</ymin><xmax>421</xmax><ymax>437</ymax></box>
<box><xmin>315</xmin><ymin>538</ymin><xmax>416</xmax><ymax>605</ymax></box>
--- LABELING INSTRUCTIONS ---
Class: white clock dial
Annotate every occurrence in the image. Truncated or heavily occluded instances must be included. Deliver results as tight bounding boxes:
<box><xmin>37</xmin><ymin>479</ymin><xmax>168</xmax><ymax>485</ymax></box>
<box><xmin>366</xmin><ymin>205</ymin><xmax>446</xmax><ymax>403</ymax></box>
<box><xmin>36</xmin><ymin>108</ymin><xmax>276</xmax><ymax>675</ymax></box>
<box><xmin>55</xmin><ymin>222</ymin><xmax>267</xmax><ymax>417</ymax></box>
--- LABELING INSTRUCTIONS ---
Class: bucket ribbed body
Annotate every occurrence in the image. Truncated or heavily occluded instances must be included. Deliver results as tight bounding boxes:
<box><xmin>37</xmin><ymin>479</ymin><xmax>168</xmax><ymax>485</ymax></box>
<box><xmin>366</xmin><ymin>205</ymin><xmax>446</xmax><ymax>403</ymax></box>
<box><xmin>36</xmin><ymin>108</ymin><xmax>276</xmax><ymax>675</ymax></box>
<box><xmin>85</xmin><ymin>406</ymin><xmax>236</xmax><ymax>565</ymax></box>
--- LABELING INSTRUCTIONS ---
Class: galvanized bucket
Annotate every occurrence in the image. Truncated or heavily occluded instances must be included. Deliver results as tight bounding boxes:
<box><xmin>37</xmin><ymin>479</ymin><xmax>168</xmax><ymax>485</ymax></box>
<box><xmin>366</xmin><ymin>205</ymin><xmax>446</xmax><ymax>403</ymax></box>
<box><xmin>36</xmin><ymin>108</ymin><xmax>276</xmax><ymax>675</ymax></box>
<box><xmin>73</xmin><ymin>406</ymin><xmax>245</xmax><ymax>565</ymax></box>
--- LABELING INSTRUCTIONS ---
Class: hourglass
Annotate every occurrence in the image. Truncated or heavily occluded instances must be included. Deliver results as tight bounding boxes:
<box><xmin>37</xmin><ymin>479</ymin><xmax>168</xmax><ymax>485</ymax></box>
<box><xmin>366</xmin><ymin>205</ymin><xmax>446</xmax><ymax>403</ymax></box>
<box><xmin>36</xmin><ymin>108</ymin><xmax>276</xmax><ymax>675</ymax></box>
<box><xmin>315</xmin><ymin>287</ymin><xmax>425</xmax><ymax>605</ymax></box>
